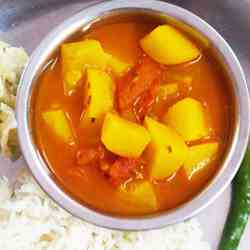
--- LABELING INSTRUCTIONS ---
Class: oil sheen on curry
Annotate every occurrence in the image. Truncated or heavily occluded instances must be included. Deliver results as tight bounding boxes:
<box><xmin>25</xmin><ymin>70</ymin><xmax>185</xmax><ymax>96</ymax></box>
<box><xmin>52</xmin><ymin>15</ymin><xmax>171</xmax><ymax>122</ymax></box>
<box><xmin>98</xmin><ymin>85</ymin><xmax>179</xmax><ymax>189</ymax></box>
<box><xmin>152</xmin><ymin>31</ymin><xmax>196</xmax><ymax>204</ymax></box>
<box><xmin>33</xmin><ymin>15</ymin><xmax>233</xmax><ymax>216</ymax></box>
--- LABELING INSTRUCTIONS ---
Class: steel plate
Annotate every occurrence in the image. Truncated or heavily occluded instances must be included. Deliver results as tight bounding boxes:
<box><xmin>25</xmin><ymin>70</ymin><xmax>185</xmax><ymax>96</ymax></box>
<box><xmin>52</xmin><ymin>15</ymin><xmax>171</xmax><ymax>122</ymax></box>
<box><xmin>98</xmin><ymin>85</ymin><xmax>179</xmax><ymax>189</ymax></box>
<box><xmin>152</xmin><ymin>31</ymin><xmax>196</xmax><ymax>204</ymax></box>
<box><xmin>0</xmin><ymin>0</ymin><xmax>250</xmax><ymax>249</ymax></box>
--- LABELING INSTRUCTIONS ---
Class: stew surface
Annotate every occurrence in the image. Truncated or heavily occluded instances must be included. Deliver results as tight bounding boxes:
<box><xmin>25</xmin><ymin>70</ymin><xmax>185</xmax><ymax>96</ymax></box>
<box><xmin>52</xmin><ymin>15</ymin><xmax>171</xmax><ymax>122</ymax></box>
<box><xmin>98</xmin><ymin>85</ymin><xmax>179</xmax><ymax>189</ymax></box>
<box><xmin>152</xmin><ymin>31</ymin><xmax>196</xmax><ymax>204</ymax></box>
<box><xmin>33</xmin><ymin>16</ymin><xmax>233</xmax><ymax>216</ymax></box>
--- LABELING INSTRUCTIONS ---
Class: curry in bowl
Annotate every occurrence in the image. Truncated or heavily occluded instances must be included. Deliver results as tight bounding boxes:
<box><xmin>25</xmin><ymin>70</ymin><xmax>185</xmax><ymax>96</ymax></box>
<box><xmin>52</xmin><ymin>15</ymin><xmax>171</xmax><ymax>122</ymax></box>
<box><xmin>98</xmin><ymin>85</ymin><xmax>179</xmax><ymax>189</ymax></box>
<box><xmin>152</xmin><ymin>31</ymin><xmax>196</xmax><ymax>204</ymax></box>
<box><xmin>32</xmin><ymin>14</ymin><xmax>233</xmax><ymax>216</ymax></box>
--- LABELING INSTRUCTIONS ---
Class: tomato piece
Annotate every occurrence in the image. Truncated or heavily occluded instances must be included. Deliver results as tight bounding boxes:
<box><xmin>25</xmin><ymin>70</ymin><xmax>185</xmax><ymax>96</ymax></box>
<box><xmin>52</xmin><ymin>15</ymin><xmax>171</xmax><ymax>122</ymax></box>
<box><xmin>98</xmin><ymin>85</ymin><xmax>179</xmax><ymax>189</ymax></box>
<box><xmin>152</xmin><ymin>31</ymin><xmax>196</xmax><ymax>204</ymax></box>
<box><xmin>76</xmin><ymin>144</ymin><xmax>110</xmax><ymax>166</ymax></box>
<box><xmin>117</xmin><ymin>55</ymin><xmax>162</xmax><ymax>122</ymax></box>
<box><xmin>109</xmin><ymin>158</ymin><xmax>142</xmax><ymax>186</ymax></box>
<box><xmin>76</xmin><ymin>148</ymin><xmax>98</xmax><ymax>166</ymax></box>
<box><xmin>76</xmin><ymin>145</ymin><xmax>144</xmax><ymax>187</ymax></box>
<box><xmin>133</xmin><ymin>81</ymin><xmax>159</xmax><ymax>121</ymax></box>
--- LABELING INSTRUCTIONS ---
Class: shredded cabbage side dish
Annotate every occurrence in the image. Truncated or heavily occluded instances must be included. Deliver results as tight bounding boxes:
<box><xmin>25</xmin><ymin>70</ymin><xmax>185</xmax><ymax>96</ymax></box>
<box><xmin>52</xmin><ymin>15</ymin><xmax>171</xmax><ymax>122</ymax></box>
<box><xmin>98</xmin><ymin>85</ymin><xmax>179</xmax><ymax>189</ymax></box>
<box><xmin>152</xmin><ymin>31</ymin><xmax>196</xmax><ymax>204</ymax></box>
<box><xmin>0</xmin><ymin>41</ymin><xmax>28</xmax><ymax>160</ymax></box>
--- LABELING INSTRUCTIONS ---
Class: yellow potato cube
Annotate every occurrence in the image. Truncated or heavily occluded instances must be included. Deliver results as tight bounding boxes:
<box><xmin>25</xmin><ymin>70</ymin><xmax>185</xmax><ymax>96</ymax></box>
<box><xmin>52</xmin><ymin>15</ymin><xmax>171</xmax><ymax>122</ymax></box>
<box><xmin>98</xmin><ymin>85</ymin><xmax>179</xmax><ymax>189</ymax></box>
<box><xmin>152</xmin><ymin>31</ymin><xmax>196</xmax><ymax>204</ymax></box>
<box><xmin>170</xmin><ymin>18</ymin><xmax>210</xmax><ymax>48</ymax></box>
<box><xmin>140</xmin><ymin>25</ymin><xmax>200</xmax><ymax>65</ymax></box>
<box><xmin>80</xmin><ymin>69</ymin><xmax>115</xmax><ymax>143</ymax></box>
<box><xmin>144</xmin><ymin>116</ymin><xmax>188</xmax><ymax>180</ymax></box>
<box><xmin>107</xmin><ymin>54</ymin><xmax>131</xmax><ymax>76</ymax></box>
<box><xmin>119</xmin><ymin>181</ymin><xmax>157</xmax><ymax>211</ymax></box>
<box><xmin>61</xmin><ymin>39</ymin><xmax>108</xmax><ymax>94</ymax></box>
<box><xmin>158</xmin><ymin>83</ymin><xmax>179</xmax><ymax>100</ymax></box>
<box><xmin>81</xmin><ymin>68</ymin><xmax>114</xmax><ymax>124</ymax></box>
<box><xmin>101</xmin><ymin>113</ymin><xmax>150</xmax><ymax>158</ymax></box>
<box><xmin>184</xmin><ymin>142</ymin><xmax>219</xmax><ymax>178</ymax></box>
<box><xmin>164</xmin><ymin>98</ymin><xmax>209</xmax><ymax>141</ymax></box>
<box><xmin>42</xmin><ymin>109</ymin><xmax>74</xmax><ymax>144</ymax></box>
<box><xmin>61</xmin><ymin>39</ymin><xmax>131</xmax><ymax>94</ymax></box>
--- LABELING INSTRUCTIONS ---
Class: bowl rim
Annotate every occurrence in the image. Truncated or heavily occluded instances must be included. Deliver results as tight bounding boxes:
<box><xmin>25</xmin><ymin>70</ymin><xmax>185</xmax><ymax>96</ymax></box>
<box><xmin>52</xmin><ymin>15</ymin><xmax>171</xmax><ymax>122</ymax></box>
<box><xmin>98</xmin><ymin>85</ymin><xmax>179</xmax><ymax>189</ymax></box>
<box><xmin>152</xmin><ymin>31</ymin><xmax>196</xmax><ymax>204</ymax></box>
<box><xmin>16</xmin><ymin>0</ymin><xmax>250</xmax><ymax>230</ymax></box>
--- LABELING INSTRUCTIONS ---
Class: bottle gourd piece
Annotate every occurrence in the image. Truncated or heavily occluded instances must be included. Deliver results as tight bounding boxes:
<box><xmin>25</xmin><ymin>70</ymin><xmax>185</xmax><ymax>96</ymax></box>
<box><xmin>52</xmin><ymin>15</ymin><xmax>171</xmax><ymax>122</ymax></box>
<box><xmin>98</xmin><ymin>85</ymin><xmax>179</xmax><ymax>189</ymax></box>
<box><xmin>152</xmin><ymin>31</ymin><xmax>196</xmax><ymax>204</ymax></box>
<box><xmin>140</xmin><ymin>25</ymin><xmax>200</xmax><ymax>65</ymax></box>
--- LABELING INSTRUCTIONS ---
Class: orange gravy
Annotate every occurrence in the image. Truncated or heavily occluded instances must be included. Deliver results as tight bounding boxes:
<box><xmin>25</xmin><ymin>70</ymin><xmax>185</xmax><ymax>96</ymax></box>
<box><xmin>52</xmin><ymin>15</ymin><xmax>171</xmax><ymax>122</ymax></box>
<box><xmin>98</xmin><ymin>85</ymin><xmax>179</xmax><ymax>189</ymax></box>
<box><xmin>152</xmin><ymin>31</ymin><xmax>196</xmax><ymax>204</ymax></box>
<box><xmin>33</xmin><ymin>19</ymin><xmax>233</xmax><ymax>216</ymax></box>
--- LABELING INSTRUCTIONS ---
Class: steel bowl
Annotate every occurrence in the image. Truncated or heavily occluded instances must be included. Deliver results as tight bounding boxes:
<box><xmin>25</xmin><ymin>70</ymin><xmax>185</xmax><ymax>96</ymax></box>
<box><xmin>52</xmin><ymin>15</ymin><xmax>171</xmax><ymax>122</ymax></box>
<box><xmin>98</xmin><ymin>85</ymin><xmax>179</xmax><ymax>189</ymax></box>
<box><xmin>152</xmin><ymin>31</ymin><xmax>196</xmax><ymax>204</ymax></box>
<box><xmin>16</xmin><ymin>0</ymin><xmax>250</xmax><ymax>230</ymax></box>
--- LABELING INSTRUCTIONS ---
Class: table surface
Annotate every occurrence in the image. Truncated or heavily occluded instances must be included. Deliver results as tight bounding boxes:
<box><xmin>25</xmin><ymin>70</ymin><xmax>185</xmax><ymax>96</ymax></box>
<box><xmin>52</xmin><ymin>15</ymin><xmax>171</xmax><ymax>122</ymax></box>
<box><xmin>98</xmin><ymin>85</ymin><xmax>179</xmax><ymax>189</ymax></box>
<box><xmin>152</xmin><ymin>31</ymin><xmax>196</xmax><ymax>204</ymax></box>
<box><xmin>0</xmin><ymin>1</ymin><xmax>250</xmax><ymax>249</ymax></box>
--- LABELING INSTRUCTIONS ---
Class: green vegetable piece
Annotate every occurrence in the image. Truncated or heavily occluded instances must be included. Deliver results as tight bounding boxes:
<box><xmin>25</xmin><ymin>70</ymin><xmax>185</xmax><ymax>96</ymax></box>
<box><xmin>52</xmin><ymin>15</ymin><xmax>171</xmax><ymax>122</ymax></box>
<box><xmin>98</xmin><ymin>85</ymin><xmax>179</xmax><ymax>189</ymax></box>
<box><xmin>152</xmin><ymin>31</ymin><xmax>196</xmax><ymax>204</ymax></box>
<box><xmin>219</xmin><ymin>144</ymin><xmax>250</xmax><ymax>250</ymax></box>
<box><xmin>42</xmin><ymin>109</ymin><xmax>74</xmax><ymax>144</ymax></box>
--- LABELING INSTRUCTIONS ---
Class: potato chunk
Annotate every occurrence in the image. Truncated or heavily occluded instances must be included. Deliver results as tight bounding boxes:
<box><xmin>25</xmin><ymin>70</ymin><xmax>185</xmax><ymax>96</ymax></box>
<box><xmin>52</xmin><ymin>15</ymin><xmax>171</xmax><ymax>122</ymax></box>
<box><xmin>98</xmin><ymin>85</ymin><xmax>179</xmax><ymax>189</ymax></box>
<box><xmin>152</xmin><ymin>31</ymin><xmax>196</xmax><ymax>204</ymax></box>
<box><xmin>164</xmin><ymin>98</ymin><xmax>209</xmax><ymax>141</ymax></box>
<box><xmin>119</xmin><ymin>181</ymin><xmax>157</xmax><ymax>211</ymax></box>
<box><xmin>107</xmin><ymin>55</ymin><xmax>131</xmax><ymax>76</ymax></box>
<box><xmin>140</xmin><ymin>25</ymin><xmax>200</xmax><ymax>65</ymax></box>
<box><xmin>61</xmin><ymin>39</ymin><xmax>130</xmax><ymax>94</ymax></box>
<box><xmin>81</xmin><ymin>68</ymin><xmax>114</xmax><ymax>124</ymax></box>
<box><xmin>101</xmin><ymin>113</ymin><xmax>150</xmax><ymax>157</ymax></box>
<box><xmin>184</xmin><ymin>142</ymin><xmax>219</xmax><ymax>178</ymax></box>
<box><xmin>42</xmin><ymin>109</ymin><xmax>74</xmax><ymax>144</ymax></box>
<box><xmin>144</xmin><ymin>116</ymin><xmax>188</xmax><ymax>180</ymax></box>
<box><xmin>158</xmin><ymin>83</ymin><xmax>179</xmax><ymax>100</ymax></box>
<box><xmin>80</xmin><ymin>69</ymin><xmax>115</xmax><ymax>144</ymax></box>
<box><xmin>61</xmin><ymin>39</ymin><xmax>108</xmax><ymax>94</ymax></box>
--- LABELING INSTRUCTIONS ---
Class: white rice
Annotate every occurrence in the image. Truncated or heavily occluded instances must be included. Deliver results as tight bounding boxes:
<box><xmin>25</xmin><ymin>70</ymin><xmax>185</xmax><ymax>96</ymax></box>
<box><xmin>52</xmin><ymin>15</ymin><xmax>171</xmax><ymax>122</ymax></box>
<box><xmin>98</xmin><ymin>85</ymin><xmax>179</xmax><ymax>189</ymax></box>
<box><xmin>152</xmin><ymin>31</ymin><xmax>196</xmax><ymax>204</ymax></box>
<box><xmin>0</xmin><ymin>170</ymin><xmax>210</xmax><ymax>250</ymax></box>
